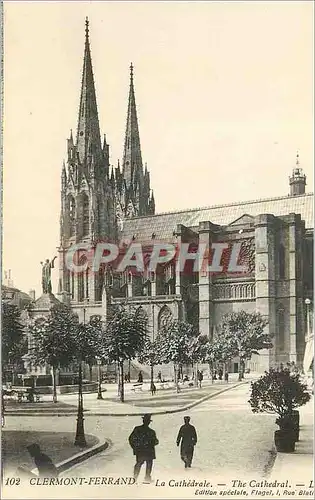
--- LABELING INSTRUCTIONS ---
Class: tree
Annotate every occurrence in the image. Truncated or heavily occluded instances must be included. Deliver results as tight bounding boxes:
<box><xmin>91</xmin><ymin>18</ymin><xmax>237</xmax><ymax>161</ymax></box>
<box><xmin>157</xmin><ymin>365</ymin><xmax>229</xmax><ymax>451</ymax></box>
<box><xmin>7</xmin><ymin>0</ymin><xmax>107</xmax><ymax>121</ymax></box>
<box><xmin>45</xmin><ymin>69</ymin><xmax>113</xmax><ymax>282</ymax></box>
<box><xmin>2</xmin><ymin>302</ymin><xmax>27</xmax><ymax>383</ymax></box>
<box><xmin>29</xmin><ymin>304</ymin><xmax>79</xmax><ymax>402</ymax></box>
<box><xmin>219</xmin><ymin>311</ymin><xmax>271</xmax><ymax>381</ymax></box>
<box><xmin>74</xmin><ymin>316</ymin><xmax>106</xmax><ymax>380</ymax></box>
<box><xmin>198</xmin><ymin>330</ymin><xmax>234</xmax><ymax>382</ymax></box>
<box><xmin>103</xmin><ymin>306</ymin><xmax>149</xmax><ymax>402</ymax></box>
<box><xmin>155</xmin><ymin>319</ymin><xmax>196</xmax><ymax>392</ymax></box>
<box><xmin>138</xmin><ymin>338</ymin><xmax>162</xmax><ymax>389</ymax></box>
<box><xmin>249</xmin><ymin>368</ymin><xmax>310</xmax><ymax>418</ymax></box>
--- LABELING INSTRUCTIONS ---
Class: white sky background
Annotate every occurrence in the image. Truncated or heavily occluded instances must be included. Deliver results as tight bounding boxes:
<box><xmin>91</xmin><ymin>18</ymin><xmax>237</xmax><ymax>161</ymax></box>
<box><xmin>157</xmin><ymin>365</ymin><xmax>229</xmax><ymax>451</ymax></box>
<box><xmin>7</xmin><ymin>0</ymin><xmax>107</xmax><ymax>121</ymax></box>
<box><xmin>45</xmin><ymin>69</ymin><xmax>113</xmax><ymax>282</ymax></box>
<box><xmin>3</xmin><ymin>1</ymin><xmax>314</xmax><ymax>297</ymax></box>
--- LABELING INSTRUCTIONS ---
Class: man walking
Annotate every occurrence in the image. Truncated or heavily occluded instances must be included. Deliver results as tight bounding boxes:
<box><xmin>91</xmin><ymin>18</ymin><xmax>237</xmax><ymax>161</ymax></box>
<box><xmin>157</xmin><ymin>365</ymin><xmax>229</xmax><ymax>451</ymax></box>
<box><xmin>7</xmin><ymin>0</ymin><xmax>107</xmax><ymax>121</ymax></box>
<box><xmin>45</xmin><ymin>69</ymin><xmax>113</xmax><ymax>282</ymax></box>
<box><xmin>176</xmin><ymin>416</ymin><xmax>197</xmax><ymax>468</ymax></box>
<box><xmin>129</xmin><ymin>414</ymin><xmax>159</xmax><ymax>483</ymax></box>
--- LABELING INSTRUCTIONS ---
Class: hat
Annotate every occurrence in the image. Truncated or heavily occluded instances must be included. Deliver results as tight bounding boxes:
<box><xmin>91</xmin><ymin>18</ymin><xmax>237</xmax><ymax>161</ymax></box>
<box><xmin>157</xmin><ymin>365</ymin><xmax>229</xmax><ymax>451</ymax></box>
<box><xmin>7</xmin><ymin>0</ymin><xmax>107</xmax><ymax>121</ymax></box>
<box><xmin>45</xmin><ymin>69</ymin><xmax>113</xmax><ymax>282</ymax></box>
<box><xmin>142</xmin><ymin>413</ymin><xmax>152</xmax><ymax>423</ymax></box>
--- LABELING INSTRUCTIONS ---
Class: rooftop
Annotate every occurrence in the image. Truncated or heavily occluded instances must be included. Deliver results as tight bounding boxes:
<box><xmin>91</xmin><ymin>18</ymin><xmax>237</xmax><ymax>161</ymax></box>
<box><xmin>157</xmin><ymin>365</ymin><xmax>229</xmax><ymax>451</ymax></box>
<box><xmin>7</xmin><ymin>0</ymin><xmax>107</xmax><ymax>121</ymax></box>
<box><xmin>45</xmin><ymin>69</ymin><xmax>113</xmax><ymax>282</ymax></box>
<box><xmin>121</xmin><ymin>192</ymin><xmax>314</xmax><ymax>241</ymax></box>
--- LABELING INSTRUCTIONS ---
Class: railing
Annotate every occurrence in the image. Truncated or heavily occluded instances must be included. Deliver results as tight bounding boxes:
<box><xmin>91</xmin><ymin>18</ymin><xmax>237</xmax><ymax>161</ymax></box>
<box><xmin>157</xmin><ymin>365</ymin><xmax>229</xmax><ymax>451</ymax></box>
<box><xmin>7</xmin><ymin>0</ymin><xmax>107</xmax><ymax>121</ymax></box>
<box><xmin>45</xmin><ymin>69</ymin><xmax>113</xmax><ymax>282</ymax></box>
<box><xmin>111</xmin><ymin>294</ymin><xmax>182</xmax><ymax>304</ymax></box>
<box><xmin>213</xmin><ymin>282</ymin><xmax>256</xmax><ymax>301</ymax></box>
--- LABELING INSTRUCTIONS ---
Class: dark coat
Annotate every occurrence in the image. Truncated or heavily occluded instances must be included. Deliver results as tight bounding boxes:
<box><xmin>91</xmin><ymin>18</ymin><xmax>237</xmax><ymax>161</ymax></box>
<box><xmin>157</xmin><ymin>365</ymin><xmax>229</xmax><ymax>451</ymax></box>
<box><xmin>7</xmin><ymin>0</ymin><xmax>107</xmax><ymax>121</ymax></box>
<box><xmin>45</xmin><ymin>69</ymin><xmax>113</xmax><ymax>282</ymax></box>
<box><xmin>176</xmin><ymin>424</ymin><xmax>197</xmax><ymax>453</ymax></box>
<box><xmin>129</xmin><ymin>425</ymin><xmax>159</xmax><ymax>460</ymax></box>
<box><xmin>34</xmin><ymin>453</ymin><xmax>58</xmax><ymax>477</ymax></box>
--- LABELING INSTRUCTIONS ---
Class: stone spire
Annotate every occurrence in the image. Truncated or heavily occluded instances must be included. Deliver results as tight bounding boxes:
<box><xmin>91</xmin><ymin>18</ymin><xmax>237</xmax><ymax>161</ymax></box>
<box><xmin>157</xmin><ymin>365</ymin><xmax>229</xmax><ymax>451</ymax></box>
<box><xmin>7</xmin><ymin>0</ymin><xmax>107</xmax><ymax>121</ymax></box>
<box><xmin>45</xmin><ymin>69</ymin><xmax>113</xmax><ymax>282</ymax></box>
<box><xmin>122</xmin><ymin>63</ymin><xmax>143</xmax><ymax>190</ymax></box>
<box><xmin>76</xmin><ymin>17</ymin><xmax>102</xmax><ymax>164</ymax></box>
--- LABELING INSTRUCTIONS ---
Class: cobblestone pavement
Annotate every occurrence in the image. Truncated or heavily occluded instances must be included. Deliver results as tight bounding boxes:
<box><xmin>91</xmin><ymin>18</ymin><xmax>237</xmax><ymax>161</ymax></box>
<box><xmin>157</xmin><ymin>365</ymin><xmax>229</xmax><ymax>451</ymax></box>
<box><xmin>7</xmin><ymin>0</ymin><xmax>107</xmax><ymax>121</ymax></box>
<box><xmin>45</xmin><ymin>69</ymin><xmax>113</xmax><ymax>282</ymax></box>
<box><xmin>2</xmin><ymin>384</ymin><xmax>277</xmax><ymax>499</ymax></box>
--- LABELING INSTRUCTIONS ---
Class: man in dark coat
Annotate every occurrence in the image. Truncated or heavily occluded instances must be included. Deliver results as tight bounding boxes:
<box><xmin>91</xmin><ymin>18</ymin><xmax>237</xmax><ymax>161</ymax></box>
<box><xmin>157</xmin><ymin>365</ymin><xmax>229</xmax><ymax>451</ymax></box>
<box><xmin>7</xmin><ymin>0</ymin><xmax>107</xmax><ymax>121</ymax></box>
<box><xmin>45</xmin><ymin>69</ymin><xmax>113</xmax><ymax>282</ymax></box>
<box><xmin>176</xmin><ymin>416</ymin><xmax>197</xmax><ymax>468</ymax></box>
<box><xmin>128</xmin><ymin>414</ymin><xmax>159</xmax><ymax>483</ymax></box>
<box><xmin>27</xmin><ymin>444</ymin><xmax>58</xmax><ymax>477</ymax></box>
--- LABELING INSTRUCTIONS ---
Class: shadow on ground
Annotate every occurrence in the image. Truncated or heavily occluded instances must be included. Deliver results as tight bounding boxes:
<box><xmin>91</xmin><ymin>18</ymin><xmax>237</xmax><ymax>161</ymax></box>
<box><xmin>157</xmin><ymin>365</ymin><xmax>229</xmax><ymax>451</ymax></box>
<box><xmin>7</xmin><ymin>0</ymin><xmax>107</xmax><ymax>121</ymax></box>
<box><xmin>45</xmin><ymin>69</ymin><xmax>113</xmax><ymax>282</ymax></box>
<box><xmin>2</xmin><ymin>431</ymin><xmax>99</xmax><ymax>475</ymax></box>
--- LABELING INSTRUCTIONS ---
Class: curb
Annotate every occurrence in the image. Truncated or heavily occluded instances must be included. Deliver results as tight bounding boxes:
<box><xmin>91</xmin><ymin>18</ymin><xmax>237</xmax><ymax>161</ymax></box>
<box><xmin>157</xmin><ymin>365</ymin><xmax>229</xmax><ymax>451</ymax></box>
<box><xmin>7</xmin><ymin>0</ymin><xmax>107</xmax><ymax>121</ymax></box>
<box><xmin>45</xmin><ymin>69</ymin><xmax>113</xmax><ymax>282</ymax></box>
<box><xmin>56</xmin><ymin>439</ymin><xmax>111</xmax><ymax>473</ymax></box>
<box><xmin>17</xmin><ymin>440</ymin><xmax>112</xmax><ymax>478</ymax></box>
<box><xmin>5</xmin><ymin>381</ymin><xmax>248</xmax><ymax>418</ymax></box>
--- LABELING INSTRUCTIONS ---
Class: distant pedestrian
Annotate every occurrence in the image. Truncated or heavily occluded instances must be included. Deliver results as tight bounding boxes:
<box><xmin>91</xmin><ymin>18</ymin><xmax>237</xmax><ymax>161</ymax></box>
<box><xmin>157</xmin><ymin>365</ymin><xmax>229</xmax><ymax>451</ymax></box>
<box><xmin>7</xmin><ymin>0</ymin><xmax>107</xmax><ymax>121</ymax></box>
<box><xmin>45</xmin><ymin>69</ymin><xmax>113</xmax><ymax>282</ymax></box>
<box><xmin>138</xmin><ymin>371</ymin><xmax>143</xmax><ymax>383</ymax></box>
<box><xmin>176</xmin><ymin>416</ymin><xmax>197</xmax><ymax>468</ymax></box>
<box><xmin>224</xmin><ymin>371</ymin><xmax>229</xmax><ymax>383</ymax></box>
<box><xmin>218</xmin><ymin>368</ymin><xmax>223</xmax><ymax>380</ymax></box>
<box><xmin>157</xmin><ymin>371</ymin><xmax>162</xmax><ymax>383</ymax></box>
<box><xmin>129</xmin><ymin>414</ymin><xmax>159</xmax><ymax>483</ymax></box>
<box><xmin>27</xmin><ymin>444</ymin><xmax>58</xmax><ymax>478</ymax></box>
<box><xmin>150</xmin><ymin>382</ymin><xmax>156</xmax><ymax>396</ymax></box>
<box><xmin>213</xmin><ymin>370</ymin><xmax>217</xmax><ymax>380</ymax></box>
<box><xmin>197</xmin><ymin>371</ymin><xmax>203</xmax><ymax>388</ymax></box>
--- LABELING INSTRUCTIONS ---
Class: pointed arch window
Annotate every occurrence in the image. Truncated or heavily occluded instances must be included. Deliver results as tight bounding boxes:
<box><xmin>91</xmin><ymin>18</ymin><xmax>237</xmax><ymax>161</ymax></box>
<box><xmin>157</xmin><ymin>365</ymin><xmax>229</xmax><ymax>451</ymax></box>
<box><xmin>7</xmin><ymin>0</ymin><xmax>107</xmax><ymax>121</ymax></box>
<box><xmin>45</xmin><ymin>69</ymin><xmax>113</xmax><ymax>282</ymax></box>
<box><xmin>277</xmin><ymin>307</ymin><xmax>285</xmax><ymax>351</ymax></box>
<box><xmin>279</xmin><ymin>244</ymin><xmax>286</xmax><ymax>279</ymax></box>
<box><xmin>78</xmin><ymin>255</ymin><xmax>87</xmax><ymax>302</ymax></box>
<box><xmin>85</xmin><ymin>268</ymin><xmax>89</xmax><ymax>299</ymax></box>
<box><xmin>158</xmin><ymin>305</ymin><xmax>172</xmax><ymax>330</ymax></box>
<box><xmin>82</xmin><ymin>193</ymin><xmax>89</xmax><ymax>236</ymax></box>
<box><xmin>71</xmin><ymin>273</ymin><xmax>75</xmax><ymax>299</ymax></box>
<box><xmin>69</xmin><ymin>196</ymin><xmax>76</xmax><ymax>237</ymax></box>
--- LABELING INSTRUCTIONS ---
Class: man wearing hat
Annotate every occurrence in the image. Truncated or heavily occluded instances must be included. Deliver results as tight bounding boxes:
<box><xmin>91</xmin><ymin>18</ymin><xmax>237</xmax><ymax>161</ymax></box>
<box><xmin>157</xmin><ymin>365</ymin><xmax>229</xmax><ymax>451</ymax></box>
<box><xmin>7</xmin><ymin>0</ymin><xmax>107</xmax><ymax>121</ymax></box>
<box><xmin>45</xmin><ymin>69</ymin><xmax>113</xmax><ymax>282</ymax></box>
<box><xmin>176</xmin><ymin>416</ymin><xmax>197</xmax><ymax>468</ymax></box>
<box><xmin>128</xmin><ymin>414</ymin><xmax>159</xmax><ymax>483</ymax></box>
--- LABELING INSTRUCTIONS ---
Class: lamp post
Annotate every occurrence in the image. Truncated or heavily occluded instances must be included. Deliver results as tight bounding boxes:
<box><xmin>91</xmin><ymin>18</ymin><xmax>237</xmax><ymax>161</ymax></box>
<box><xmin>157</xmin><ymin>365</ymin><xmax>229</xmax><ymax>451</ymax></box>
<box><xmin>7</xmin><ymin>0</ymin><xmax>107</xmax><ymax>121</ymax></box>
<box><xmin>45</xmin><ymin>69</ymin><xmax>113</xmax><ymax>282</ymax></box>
<box><xmin>96</xmin><ymin>357</ymin><xmax>103</xmax><ymax>400</ymax></box>
<box><xmin>150</xmin><ymin>304</ymin><xmax>155</xmax><ymax>390</ymax></box>
<box><xmin>74</xmin><ymin>302</ymin><xmax>88</xmax><ymax>447</ymax></box>
<box><xmin>305</xmin><ymin>298</ymin><xmax>311</xmax><ymax>342</ymax></box>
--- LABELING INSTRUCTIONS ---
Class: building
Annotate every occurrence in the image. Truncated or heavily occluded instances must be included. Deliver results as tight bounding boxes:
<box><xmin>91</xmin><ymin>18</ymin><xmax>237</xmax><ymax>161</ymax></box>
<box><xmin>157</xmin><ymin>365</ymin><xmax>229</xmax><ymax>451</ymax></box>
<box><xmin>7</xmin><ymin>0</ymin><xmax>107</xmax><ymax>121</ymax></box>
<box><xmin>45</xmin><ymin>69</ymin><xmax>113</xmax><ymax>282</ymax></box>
<box><xmin>57</xmin><ymin>19</ymin><xmax>313</xmax><ymax>375</ymax></box>
<box><xmin>2</xmin><ymin>271</ymin><xmax>34</xmax><ymax>310</ymax></box>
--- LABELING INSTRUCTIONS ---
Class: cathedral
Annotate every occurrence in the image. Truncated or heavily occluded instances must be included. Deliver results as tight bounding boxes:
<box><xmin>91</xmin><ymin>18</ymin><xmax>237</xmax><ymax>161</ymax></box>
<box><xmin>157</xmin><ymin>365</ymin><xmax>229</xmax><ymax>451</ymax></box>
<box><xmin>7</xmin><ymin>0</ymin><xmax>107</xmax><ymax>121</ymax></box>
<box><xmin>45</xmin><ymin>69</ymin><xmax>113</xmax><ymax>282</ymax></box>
<box><xmin>56</xmin><ymin>19</ymin><xmax>313</xmax><ymax>375</ymax></box>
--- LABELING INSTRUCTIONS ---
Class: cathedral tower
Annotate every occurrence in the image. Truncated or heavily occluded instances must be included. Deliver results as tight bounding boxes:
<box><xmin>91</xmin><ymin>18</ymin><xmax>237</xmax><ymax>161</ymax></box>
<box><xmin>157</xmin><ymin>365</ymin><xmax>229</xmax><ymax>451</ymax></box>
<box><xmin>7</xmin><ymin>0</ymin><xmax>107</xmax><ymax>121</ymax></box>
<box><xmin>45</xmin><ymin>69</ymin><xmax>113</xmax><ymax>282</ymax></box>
<box><xmin>115</xmin><ymin>64</ymin><xmax>155</xmax><ymax>219</ymax></box>
<box><xmin>289</xmin><ymin>153</ymin><xmax>307</xmax><ymax>196</ymax></box>
<box><xmin>58</xmin><ymin>19</ymin><xmax>116</xmax><ymax>304</ymax></box>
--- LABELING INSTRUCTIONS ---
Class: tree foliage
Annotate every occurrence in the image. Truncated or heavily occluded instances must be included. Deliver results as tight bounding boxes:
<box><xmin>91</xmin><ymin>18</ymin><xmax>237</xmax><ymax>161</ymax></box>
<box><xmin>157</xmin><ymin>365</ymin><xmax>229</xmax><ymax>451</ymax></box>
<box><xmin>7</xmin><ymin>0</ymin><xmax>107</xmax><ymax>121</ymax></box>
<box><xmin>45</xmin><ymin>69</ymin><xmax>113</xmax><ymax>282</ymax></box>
<box><xmin>249</xmin><ymin>368</ymin><xmax>311</xmax><ymax>417</ymax></box>
<box><xmin>104</xmin><ymin>306</ymin><xmax>149</xmax><ymax>363</ymax></box>
<box><xmin>220</xmin><ymin>311</ymin><xmax>271</xmax><ymax>358</ymax></box>
<box><xmin>29</xmin><ymin>304</ymin><xmax>79</xmax><ymax>369</ymax></box>
<box><xmin>2</xmin><ymin>302</ymin><xmax>27</xmax><ymax>371</ymax></box>
<box><xmin>103</xmin><ymin>305</ymin><xmax>149</xmax><ymax>402</ymax></box>
<box><xmin>138</xmin><ymin>338</ymin><xmax>161</xmax><ymax>366</ymax></box>
<box><xmin>155</xmin><ymin>319</ymin><xmax>197</xmax><ymax>366</ymax></box>
<box><xmin>219</xmin><ymin>311</ymin><xmax>271</xmax><ymax>379</ymax></box>
<box><xmin>75</xmin><ymin>316</ymin><xmax>106</xmax><ymax>365</ymax></box>
<box><xmin>199</xmin><ymin>329</ymin><xmax>235</xmax><ymax>366</ymax></box>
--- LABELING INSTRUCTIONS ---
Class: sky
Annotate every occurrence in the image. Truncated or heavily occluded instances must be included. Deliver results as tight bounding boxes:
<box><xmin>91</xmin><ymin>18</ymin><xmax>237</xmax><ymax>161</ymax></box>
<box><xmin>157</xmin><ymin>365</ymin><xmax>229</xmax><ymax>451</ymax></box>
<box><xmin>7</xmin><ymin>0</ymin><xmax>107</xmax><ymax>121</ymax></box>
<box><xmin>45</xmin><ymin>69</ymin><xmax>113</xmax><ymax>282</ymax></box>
<box><xmin>2</xmin><ymin>1</ymin><xmax>314</xmax><ymax>297</ymax></box>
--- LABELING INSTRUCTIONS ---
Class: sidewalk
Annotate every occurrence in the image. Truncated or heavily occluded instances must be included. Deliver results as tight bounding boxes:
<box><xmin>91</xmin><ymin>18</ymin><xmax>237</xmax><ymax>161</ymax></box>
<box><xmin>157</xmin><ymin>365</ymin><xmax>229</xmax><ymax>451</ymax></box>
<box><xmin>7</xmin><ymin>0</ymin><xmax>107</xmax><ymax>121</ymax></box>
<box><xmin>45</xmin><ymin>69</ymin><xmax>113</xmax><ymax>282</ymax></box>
<box><xmin>269</xmin><ymin>396</ymin><xmax>314</xmax><ymax>484</ymax></box>
<box><xmin>4</xmin><ymin>375</ymin><xmax>247</xmax><ymax>416</ymax></box>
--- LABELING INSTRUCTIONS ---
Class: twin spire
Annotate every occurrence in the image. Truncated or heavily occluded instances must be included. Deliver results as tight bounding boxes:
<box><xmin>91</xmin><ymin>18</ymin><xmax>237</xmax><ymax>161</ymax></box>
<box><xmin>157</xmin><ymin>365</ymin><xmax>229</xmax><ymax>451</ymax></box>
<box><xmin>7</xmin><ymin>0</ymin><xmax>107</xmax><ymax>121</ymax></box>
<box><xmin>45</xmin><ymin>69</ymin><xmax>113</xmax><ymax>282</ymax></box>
<box><xmin>76</xmin><ymin>17</ymin><xmax>102</xmax><ymax>163</ymax></box>
<box><xmin>122</xmin><ymin>62</ymin><xmax>143</xmax><ymax>190</ymax></box>
<box><xmin>72</xmin><ymin>18</ymin><xmax>154</xmax><ymax>216</ymax></box>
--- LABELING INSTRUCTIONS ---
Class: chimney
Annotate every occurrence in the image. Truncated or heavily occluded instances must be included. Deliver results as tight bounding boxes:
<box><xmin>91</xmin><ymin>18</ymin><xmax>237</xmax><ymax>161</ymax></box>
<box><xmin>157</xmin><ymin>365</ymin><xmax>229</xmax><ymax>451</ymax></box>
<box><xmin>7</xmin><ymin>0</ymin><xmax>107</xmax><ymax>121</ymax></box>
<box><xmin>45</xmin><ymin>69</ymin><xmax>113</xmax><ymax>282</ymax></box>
<box><xmin>28</xmin><ymin>289</ymin><xmax>36</xmax><ymax>301</ymax></box>
<box><xmin>7</xmin><ymin>269</ymin><xmax>14</xmax><ymax>288</ymax></box>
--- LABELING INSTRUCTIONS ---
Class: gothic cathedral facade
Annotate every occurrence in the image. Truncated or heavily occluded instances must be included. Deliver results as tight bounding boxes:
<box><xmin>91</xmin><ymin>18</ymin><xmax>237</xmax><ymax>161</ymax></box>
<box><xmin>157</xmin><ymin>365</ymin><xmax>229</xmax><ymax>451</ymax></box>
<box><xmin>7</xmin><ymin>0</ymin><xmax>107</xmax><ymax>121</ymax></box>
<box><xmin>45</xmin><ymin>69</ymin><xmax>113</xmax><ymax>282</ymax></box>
<box><xmin>57</xmin><ymin>20</ymin><xmax>314</xmax><ymax>375</ymax></box>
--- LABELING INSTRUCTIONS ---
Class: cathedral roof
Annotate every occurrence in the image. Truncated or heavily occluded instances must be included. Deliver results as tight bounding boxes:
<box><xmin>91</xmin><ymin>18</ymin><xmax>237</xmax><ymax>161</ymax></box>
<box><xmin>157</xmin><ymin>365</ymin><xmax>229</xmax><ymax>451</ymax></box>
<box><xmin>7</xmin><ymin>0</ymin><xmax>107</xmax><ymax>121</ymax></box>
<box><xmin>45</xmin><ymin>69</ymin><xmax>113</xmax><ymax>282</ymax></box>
<box><xmin>121</xmin><ymin>192</ymin><xmax>314</xmax><ymax>242</ymax></box>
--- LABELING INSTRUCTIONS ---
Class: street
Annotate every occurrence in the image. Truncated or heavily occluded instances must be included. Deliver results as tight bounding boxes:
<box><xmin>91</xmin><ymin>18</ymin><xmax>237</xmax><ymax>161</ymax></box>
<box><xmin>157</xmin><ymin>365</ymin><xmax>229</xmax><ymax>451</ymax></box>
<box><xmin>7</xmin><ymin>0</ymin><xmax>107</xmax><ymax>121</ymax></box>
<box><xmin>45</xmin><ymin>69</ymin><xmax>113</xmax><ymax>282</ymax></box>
<box><xmin>2</xmin><ymin>383</ymin><xmax>277</xmax><ymax>499</ymax></box>
<box><xmin>64</xmin><ymin>384</ymin><xmax>276</xmax><ymax>478</ymax></box>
